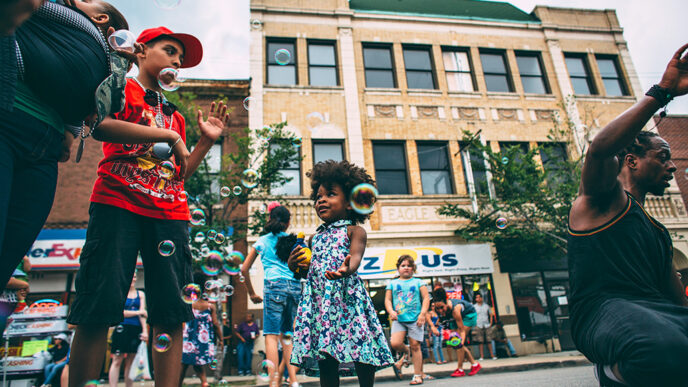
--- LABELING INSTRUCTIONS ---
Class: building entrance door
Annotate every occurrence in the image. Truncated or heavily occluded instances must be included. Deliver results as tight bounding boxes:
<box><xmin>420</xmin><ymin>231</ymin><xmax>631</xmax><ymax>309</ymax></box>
<box><xmin>543</xmin><ymin>271</ymin><xmax>575</xmax><ymax>350</ymax></box>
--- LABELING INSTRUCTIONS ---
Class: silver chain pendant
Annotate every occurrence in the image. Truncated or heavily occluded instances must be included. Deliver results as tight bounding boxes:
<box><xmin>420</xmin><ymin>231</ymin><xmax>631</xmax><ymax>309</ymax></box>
<box><xmin>75</xmin><ymin>138</ymin><xmax>85</xmax><ymax>163</ymax></box>
<box><xmin>155</xmin><ymin>113</ymin><xmax>165</xmax><ymax>128</ymax></box>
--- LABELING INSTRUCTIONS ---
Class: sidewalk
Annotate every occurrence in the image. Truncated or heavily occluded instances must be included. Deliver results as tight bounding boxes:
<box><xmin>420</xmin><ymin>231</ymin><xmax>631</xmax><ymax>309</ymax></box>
<box><xmin>165</xmin><ymin>350</ymin><xmax>588</xmax><ymax>386</ymax></box>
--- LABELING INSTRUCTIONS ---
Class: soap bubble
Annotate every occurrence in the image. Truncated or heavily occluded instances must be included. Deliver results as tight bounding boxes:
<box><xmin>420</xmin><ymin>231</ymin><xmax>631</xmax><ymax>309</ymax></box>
<box><xmin>222</xmin><ymin>259</ymin><xmax>240</xmax><ymax>276</ymax></box>
<box><xmin>501</xmin><ymin>156</ymin><xmax>509</xmax><ymax>165</ymax></box>
<box><xmin>350</xmin><ymin>183</ymin><xmax>378</xmax><ymax>215</ymax></box>
<box><xmin>115</xmin><ymin>325</ymin><xmax>124</xmax><ymax>333</ymax></box>
<box><xmin>224</xmin><ymin>285</ymin><xmax>234</xmax><ymax>297</ymax></box>
<box><xmin>306</xmin><ymin>112</ymin><xmax>324</xmax><ymax>129</ymax></box>
<box><xmin>158</xmin><ymin>240</ymin><xmax>175</xmax><ymax>257</ymax></box>
<box><xmin>232</xmin><ymin>186</ymin><xmax>242</xmax><ymax>196</ymax></box>
<box><xmin>259</xmin><ymin>203</ymin><xmax>268</xmax><ymax>214</ymax></box>
<box><xmin>154</xmin><ymin>0</ymin><xmax>181</xmax><ymax>9</ymax></box>
<box><xmin>684</xmin><ymin>168</ymin><xmax>688</xmax><ymax>180</ymax></box>
<box><xmin>190</xmin><ymin>209</ymin><xmax>206</xmax><ymax>226</ymax></box>
<box><xmin>194</xmin><ymin>232</ymin><xmax>205</xmax><ymax>243</ymax></box>
<box><xmin>207</xmin><ymin>229</ymin><xmax>217</xmax><ymax>240</ymax></box>
<box><xmin>84</xmin><ymin>381</ymin><xmax>101</xmax><ymax>387</ymax></box>
<box><xmin>159</xmin><ymin>160</ymin><xmax>175</xmax><ymax>179</ymax></box>
<box><xmin>108</xmin><ymin>30</ymin><xmax>136</xmax><ymax>53</ymax></box>
<box><xmin>201</xmin><ymin>251</ymin><xmax>223</xmax><ymax>276</ymax></box>
<box><xmin>214</xmin><ymin>233</ymin><xmax>225</xmax><ymax>244</ymax></box>
<box><xmin>181</xmin><ymin>283</ymin><xmax>201</xmax><ymax>304</ymax></box>
<box><xmin>292</xmin><ymin>137</ymin><xmax>302</xmax><ymax>148</ymax></box>
<box><xmin>496</xmin><ymin>217</ymin><xmax>508</xmax><ymax>229</ymax></box>
<box><xmin>220</xmin><ymin>186</ymin><xmax>231</xmax><ymax>197</ymax></box>
<box><xmin>256</xmin><ymin>126</ymin><xmax>272</xmax><ymax>142</ymax></box>
<box><xmin>250</xmin><ymin>19</ymin><xmax>262</xmax><ymax>29</ymax></box>
<box><xmin>178</xmin><ymin>191</ymin><xmax>188</xmax><ymax>202</ymax></box>
<box><xmin>282</xmin><ymin>332</ymin><xmax>293</xmax><ymax>346</ymax></box>
<box><xmin>274</xmin><ymin>49</ymin><xmax>291</xmax><ymax>65</ymax></box>
<box><xmin>243</xmin><ymin>96</ymin><xmax>252</xmax><ymax>110</ymax></box>
<box><xmin>238</xmin><ymin>274</ymin><xmax>245</xmax><ymax>283</ymax></box>
<box><xmin>152</xmin><ymin>142</ymin><xmax>172</xmax><ymax>159</ymax></box>
<box><xmin>209</xmin><ymin>359</ymin><xmax>218</xmax><ymax>370</ymax></box>
<box><xmin>154</xmin><ymin>333</ymin><xmax>172</xmax><ymax>352</ymax></box>
<box><xmin>229</xmin><ymin>251</ymin><xmax>245</xmax><ymax>263</ymax></box>
<box><xmin>157</xmin><ymin>67</ymin><xmax>185</xmax><ymax>92</ymax></box>
<box><xmin>241</xmin><ymin>169</ymin><xmax>259</xmax><ymax>188</ymax></box>
<box><xmin>259</xmin><ymin>360</ymin><xmax>275</xmax><ymax>381</ymax></box>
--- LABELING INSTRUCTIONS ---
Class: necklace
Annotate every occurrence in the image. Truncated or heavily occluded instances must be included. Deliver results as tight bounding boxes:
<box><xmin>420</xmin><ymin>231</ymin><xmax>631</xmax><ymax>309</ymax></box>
<box><xmin>132</xmin><ymin>77</ymin><xmax>172</xmax><ymax>130</ymax></box>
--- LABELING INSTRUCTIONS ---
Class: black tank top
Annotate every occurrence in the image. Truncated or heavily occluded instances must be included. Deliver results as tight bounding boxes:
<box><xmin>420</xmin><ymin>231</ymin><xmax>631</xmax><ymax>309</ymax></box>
<box><xmin>568</xmin><ymin>192</ymin><xmax>673</xmax><ymax>331</ymax></box>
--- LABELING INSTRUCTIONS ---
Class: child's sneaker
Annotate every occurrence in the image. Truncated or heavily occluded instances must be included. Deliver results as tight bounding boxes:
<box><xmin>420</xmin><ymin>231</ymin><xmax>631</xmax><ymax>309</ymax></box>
<box><xmin>468</xmin><ymin>363</ymin><xmax>482</xmax><ymax>376</ymax></box>
<box><xmin>450</xmin><ymin>368</ymin><xmax>466</xmax><ymax>377</ymax></box>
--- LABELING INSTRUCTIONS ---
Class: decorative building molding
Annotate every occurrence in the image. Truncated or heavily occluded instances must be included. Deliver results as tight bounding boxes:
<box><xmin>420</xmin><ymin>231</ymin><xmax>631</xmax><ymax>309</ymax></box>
<box><xmin>416</xmin><ymin>105</ymin><xmax>439</xmax><ymax>119</ymax></box>
<box><xmin>496</xmin><ymin>108</ymin><xmax>518</xmax><ymax>121</ymax></box>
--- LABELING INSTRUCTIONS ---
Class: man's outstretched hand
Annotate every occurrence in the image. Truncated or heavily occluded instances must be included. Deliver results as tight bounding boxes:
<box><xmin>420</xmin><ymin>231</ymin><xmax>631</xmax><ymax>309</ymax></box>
<box><xmin>658</xmin><ymin>43</ymin><xmax>688</xmax><ymax>97</ymax></box>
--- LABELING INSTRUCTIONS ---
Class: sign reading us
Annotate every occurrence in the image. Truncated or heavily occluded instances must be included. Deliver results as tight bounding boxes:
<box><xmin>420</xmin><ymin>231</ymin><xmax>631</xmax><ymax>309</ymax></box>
<box><xmin>359</xmin><ymin>244</ymin><xmax>493</xmax><ymax>279</ymax></box>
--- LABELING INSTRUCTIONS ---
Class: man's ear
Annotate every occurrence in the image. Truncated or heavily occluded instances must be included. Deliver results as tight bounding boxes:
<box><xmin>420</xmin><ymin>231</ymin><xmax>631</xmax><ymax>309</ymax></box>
<box><xmin>625</xmin><ymin>154</ymin><xmax>639</xmax><ymax>170</ymax></box>
<box><xmin>90</xmin><ymin>13</ymin><xmax>109</xmax><ymax>26</ymax></box>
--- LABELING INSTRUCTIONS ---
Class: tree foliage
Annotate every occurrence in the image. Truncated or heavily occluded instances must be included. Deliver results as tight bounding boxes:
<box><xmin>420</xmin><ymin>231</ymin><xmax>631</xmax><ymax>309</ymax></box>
<box><xmin>437</xmin><ymin>115</ymin><xmax>583</xmax><ymax>261</ymax></box>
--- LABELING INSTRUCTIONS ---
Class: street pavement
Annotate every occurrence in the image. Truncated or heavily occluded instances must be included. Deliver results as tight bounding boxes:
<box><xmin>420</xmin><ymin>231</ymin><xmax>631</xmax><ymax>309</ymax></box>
<box><xmin>377</xmin><ymin>365</ymin><xmax>598</xmax><ymax>386</ymax></box>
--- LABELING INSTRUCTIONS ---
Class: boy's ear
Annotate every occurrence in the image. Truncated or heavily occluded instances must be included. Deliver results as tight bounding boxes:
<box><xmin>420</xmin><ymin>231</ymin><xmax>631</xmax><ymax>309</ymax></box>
<box><xmin>90</xmin><ymin>13</ymin><xmax>110</xmax><ymax>26</ymax></box>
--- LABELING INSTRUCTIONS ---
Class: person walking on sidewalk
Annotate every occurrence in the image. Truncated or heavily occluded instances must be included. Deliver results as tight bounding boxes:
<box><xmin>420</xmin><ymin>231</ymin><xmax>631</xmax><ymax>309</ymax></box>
<box><xmin>568</xmin><ymin>43</ymin><xmax>688</xmax><ymax>387</ymax></box>
<box><xmin>385</xmin><ymin>255</ymin><xmax>430</xmax><ymax>385</ymax></box>
<box><xmin>429</xmin><ymin>307</ymin><xmax>446</xmax><ymax>365</ymax></box>
<box><xmin>472</xmin><ymin>293</ymin><xmax>496</xmax><ymax>360</ymax></box>
<box><xmin>431</xmin><ymin>288</ymin><xmax>481</xmax><ymax>378</ymax></box>
<box><xmin>235</xmin><ymin>313</ymin><xmax>260</xmax><ymax>376</ymax></box>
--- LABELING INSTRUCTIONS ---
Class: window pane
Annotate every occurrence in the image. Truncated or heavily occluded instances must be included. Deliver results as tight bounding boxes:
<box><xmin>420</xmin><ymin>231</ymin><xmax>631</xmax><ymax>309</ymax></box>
<box><xmin>469</xmin><ymin>151</ymin><xmax>488</xmax><ymax>196</ymax></box>
<box><xmin>373</xmin><ymin>144</ymin><xmax>406</xmax><ymax>169</ymax></box>
<box><xmin>205</xmin><ymin>143</ymin><xmax>222</xmax><ymax>173</ymax></box>
<box><xmin>443</xmin><ymin>51</ymin><xmax>458</xmax><ymax>71</ymax></box>
<box><xmin>376</xmin><ymin>170</ymin><xmax>408</xmax><ymax>194</ymax></box>
<box><xmin>309</xmin><ymin>44</ymin><xmax>335</xmax><ymax>66</ymax></box>
<box><xmin>418</xmin><ymin>144</ymin><xmax>449</xmax><ymax>170</ymax></box>
<box><xmin>406</xmin><ymin>71</ymin><xmax>434</xmax><ymax>89</ymax></box>
<box><xmin>271</xmin><ymin>169</ymin><xmax>300</xmax><ymax>196</ymax></box>
<box><xmin>313</xmin><ymin>143</ymin><xmax>343</xmax><ymax>164</ymax></box>
<box><xmin>570</xmin><ymin>77</ymin><xmax>591</xmax><ymax>95</ymax></box>
<box><xmin>522</xmin><ymin>76</ymin><xmax>547</xmax><ymax>94</ymax></box>
<box><xmin>446</xmin><ymin>73</ymin><xmax>474</xmax><ymax>92</ymax></box>
<box><xmin>309</xmin><ymin>67</ymin><xmax>337</xmax><ymax>86</ymax></box>
<box><xmin>364</xmin><ymin>47</ymin><xmax>392</xmax><ymax>68</ymax></box>
<box><xmin>480</xmin><ymin>53</ymin><xmax>506</xmax><ymax>73</ymax></box>
<box><xmin>365</xmin><ymin>70</ymin><xmax>395</xmax><ymax>88</ymax></box>
<box><xmin>565</xmin><ymin>57</ymin><xmax>586</xmax><ymax>77</ymax></box>
<box><xmin>403</xmin><ymin>49</ymin><xmax>432</xmax><ymax>70</ymax></box>
<box><xmin>596</xmin><ymin>58</ymin><xmax>618</xmax><ymax>78</ymax></box>
<box><xmin>268</xmin><ymin>65</ymin><xmax>296</xmax><ymax>85</ymax></box>
<box><xmin>603</xmin><ymin>78</ymin><xmax>624</xmax><ymax>97</ymax></box>
<box><xmin>484</xmin><ymin>74</ymin><xmax>510</xmax><ymax>92</ymax></box>
<box><xmin>421</xmin><ymin>171</ymin><xmax>452</xmax><ymax>195</ymax></box>
<box><xmin>516</xmin><ymin>55</ymin><xmax>542</xmax><ymax>76</ymax></box>
<box><xmin>510</xmin><ymin>272</ymin><xmax>553</xmax><ymax>340</ymax></box>
<box><xmin>267</xmin><ymin>42</ymin><xmax>294</xmax><ymax>65</ymax></box>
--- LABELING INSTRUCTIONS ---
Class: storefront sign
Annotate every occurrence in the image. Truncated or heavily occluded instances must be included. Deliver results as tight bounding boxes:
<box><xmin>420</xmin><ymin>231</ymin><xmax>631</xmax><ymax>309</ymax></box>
<box><xmin>0</xmin><ymin>356</ymin><xmax>46</xmax><ymax>375</ymax></box>
<box><xmin>359</xmin><ymin>244</ymin><xmax>493</xmax><ymax>279</ymax></box>
<box><xmin>5</xmin><ymin>319</ymin><xmax>69</xmax><ymax>337</ymax></box>
<box><xmin>11</xmin><ymin>302</ymin><xmax>67</xmax><ymax>321</ymax></box>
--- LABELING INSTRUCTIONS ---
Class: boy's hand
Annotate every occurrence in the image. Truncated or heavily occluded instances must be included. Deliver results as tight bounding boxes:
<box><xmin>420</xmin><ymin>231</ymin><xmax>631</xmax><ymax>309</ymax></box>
<box><xmin>59</xmin><ymin>133</ymin><xmax>75</xmax><ymax>162</ymax></box>
<box><xmin>169</xmin><ymin>135</ymin><xmax>190</xmax><ymax>178</ymax></box>
<box><xmin>288</xmin><ymin>246</ymin><xmax>309</xmax><ymax>273</ymax></box>
<box><xmin>198</xmin><ymin>101</ymin><xmax>229</xmax><ymax>142</ymax></box>
<box><xmin>431</xmin><ymin>327</ymin><xmax>439</xmax><ymax>336</ymax></box>
<box><xmin>389</xmin><ymin>310</ymin><xmax>398</xmax><ymax>321</ymax></box>
<box><xmin>417</xmin><ymin>312</ymin><xmax>426</xmax><ymax>327</ymax></box>
<box><xmin>325</xmin><ymin>255</ymin><xmax>354</xmax><ymax>280</ymax></box>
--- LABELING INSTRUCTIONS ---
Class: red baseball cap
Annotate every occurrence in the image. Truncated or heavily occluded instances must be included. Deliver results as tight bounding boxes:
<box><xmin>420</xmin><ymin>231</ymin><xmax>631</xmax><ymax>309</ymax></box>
<box><xmin>137</xmin><ymin>26</ymin><xmax>203</xmax><ymax>69</ymax></box>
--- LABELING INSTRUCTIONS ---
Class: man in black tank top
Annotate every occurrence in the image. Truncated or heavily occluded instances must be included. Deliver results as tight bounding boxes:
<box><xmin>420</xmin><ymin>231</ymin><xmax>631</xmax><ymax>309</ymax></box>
<box><xmin>568</xmin><ymin>43</ymin><xmax>688</xmax><ymax>387</ymax></box>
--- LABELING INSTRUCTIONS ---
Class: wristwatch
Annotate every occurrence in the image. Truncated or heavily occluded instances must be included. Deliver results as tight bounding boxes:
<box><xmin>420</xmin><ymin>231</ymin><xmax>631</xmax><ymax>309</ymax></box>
<box><xmin>646</xmin><ymin>84</ymin><xmax>674</xmax><ymax>107</ymax></box>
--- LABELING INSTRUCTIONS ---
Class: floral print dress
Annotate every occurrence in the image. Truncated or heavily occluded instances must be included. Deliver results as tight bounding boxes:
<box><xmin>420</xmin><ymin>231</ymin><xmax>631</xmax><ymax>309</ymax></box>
<box><xmin>291</xmin><ymin>220</ymin><xmax>393</xmax><ymax>375</ymax></box>
<box><xmin>182</xmin><ymin>307</ymin><xmax>215</xmax><ymax>365</ymax></box>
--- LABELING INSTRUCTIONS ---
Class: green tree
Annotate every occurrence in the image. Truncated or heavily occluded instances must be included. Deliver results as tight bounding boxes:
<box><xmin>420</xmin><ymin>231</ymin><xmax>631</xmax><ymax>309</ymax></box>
<box><xmin>438</xmin><ymin>115</ymin><xmax>582</xmax><ymax>261</ymax></box>
<box><xmin>166</xmin><ymin>91</ymin><xmax>301</xmax><ymax>268</ymax></box>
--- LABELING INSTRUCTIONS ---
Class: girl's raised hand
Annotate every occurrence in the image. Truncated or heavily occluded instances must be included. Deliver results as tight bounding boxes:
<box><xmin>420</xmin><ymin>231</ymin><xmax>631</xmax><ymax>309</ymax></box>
<box><xmin>325</xmin><ymin>255</ymin><xmax>353</xmax><ymax>280</ymax></box>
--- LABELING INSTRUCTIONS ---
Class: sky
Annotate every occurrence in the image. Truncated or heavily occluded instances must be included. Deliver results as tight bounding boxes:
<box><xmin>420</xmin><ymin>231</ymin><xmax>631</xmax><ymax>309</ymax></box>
<box><xmin>109</xmin><ymin>0</ymin><xmax>687</xmax><ymax>114</ymax></box>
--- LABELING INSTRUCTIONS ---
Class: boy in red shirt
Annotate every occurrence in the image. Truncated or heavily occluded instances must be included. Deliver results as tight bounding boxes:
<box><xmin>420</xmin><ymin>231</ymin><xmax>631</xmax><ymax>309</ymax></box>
<box><xmin>67</xmin><ymin>26</ymin><xmax>229</xmax><ymax>386</ymax></box>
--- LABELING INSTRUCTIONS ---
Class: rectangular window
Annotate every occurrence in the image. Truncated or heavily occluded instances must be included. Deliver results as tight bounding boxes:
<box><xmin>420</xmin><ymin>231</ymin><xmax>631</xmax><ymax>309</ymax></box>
<box><xmin>403</xmin><ymin>46</ymin><xmax>436</xmax><ymax>89</ymax></box>
<box><xmin>267</xmin><ymin>40</ymin><xmax>296</xmax><ymax>85</ymax></box>
<box><xmin>539</xmin><ymin>143</ymin><xmax>568</xmax><ymax>188</ymax></box>
<box><xmin>308</xmin><ymin>42</ymin><xmax>338</xmax><ymax>87</ymax></box>
<box><xmin>312</xmin><ymin>141</ymin><xmax>344</xmax><ymax>164</ymax></box>
<box><xmin>270</xmin><ymin>142</ymin><xmax>301</xmax><ymax>196</ymax></box>
<box><xmin>363</xmin><ymin>45</ymin><xmax>395</xmax><ymax>88</ymax></box>
<box><xmin>460</xmin><ymin>145</ymin><xmax>490</xmax><ymax>197</ymax></box>
<box><xmin>443</xmin><ymin>49</ymin><xmax>475</xmax><ymax>92</ymax></box>
<box><xmin>480</xmin><ymin>51</ymin><xmax>513</xmax><ymax>92</ymax></box>
<box><xmin>596</xmin><ymin>56</ymin><xmax>627</xmax><ymax>97</ymax></box>
<box><xmin>564</xmin><ymin>54</ymin><xmax>596</xmax><ymax>95</ymax></box>
<box><xmin>516</xmin><ymin>52</ymin><xmax>549</xmax><ymax>94</ymax></box>
<box><xmin>373</xmin><ymin>142</ymin><xmax>408</xmax><ymax>194</ymax></box>
<box><xmin>417</xmin><ymin>142</ymin><xmax>453</xmax><ymax>195</ymax></box>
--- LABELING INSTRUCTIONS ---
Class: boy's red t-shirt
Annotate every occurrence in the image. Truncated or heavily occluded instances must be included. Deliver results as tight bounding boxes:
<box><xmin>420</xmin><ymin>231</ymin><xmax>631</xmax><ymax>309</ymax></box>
<box><xmin>90</xmin><ymin>78</ymin><xmax>190</xmax><ymax>220</ymax></box>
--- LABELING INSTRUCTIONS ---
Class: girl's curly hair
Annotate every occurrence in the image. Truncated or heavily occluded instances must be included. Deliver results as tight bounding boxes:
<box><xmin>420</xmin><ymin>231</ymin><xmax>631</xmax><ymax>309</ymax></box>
<box><xmin>307</xmin><ymin>160</ymin><xmax>376</xmax><ymax>225</ymax></box>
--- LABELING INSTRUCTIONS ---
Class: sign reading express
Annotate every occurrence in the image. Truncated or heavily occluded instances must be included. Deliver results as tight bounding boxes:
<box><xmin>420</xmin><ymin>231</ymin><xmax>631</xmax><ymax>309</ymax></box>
<box><xmin>359</xmin><ymin>244</ymin><xmax>493</xmax><ymax>279</ymax></box>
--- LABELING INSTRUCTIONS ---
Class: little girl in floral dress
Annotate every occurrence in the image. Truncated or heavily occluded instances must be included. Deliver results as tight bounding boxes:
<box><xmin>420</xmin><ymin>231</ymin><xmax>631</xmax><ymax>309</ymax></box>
<box><xmin>289</xmin><ymin>160</ymin><xmax>393</xmax><ymax>387</ymax></box>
